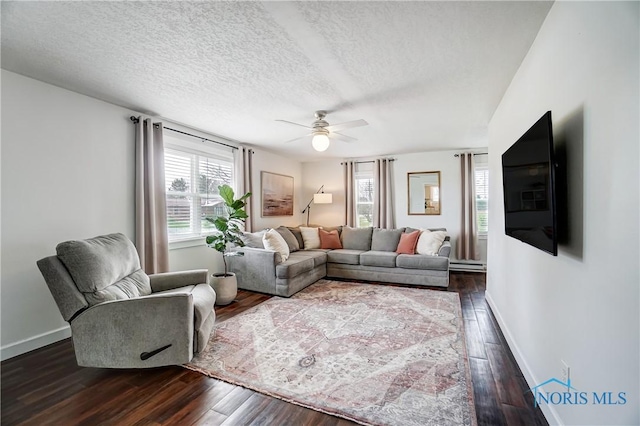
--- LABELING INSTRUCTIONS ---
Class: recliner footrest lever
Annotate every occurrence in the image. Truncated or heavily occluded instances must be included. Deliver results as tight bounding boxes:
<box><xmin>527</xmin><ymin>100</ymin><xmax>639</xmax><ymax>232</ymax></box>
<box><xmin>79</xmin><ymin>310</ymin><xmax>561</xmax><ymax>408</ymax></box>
<box><xmin>140</xmin><ymin>344</ymin><xmax>172</xmax><ymax>360</ymax></box>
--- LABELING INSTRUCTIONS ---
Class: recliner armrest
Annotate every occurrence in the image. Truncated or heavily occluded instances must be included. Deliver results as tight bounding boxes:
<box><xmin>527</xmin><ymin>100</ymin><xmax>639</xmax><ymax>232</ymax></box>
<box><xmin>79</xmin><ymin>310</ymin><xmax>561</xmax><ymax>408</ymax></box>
<box><xmin>70</xmin><ymin>293</ymin><xmax>195</xmax><ymax>368</ymax></box>
<box><xmin>149</xmin><ymin>269</ymin><xmax>209</xmax><ymax>293</ymax></box>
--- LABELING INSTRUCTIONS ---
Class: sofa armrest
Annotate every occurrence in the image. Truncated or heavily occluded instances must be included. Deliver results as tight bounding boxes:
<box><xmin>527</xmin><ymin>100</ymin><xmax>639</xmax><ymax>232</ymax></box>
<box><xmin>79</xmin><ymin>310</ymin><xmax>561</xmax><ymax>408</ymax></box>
<box><xmin>227</xmin><ymin>247</ymin><xmax>280</xmax><ymax>293</ymax></box>
<box><xmin>229</xmin><ymin>246</ymin><xmax>282</xmax><ymax>265</ymax></box>
<box><xmin>438</xmin><ymin>240</ymin><xmax>452</xmax><ymax>258</ymax></box>
<box><xmin>149</xmin><ymin>269</ymin><xmax>209</xmax><ymax>293</ymax></box>
<box><xmin>70</xmin><ymin>293</ymin><xmax>194</xmax><ymax>368</ymax></box>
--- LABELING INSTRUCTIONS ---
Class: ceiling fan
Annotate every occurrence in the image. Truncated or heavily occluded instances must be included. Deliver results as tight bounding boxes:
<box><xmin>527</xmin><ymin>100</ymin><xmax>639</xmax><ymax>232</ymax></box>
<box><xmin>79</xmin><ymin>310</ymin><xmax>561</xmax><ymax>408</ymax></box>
<box><xmin>276</xmin><ymin>110</ymin><xmax>368</xmax><ymax>152</ymax></box>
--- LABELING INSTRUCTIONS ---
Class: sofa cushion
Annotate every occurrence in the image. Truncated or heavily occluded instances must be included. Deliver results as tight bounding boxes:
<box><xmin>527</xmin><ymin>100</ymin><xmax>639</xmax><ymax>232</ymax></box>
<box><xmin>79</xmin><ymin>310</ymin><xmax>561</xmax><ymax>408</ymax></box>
<box><xmin>319</xmin><ymin>229</ymin><xmax>342</xmax><ymax>249</ymax></box>
<box><xmin>371</xmin><ymin>228</ymin><xmax>404</xmax><ymax>251</ymax></box>
<box><xmin>360</xmin><ymin>251</ymin><xmax>398</xmax><ymax>268</ymax></box>
<box><xmin>263</xmin><ymin>229</ymin><xmax>290</xmax><ymax>262</ymax></box>
<box><xmin>340</xmin><ymin>226</ymin><xmax>373</xmax><ymax>251</ymax></box>
<box><xmin>240</xmin><ymin>230</ymin><xmax>266</xmax><ymax>248</ymax></box>
<box><xmin>289</xmin><ymin>250</ymin><xmax>327</xmax><ymax>268</ymax></box>
<box><xmin>416</xmin><ymin>230</ymin><xmax>447</xmax><ymax>256</ymax></box>
<box><xmin>276</xmin><ymin>256</ymin><xmax>315</xmax><ymax>279</ymax></box>
<box><xmin>327</xmin><ymin>249</ymin><xmax>364</xmax><ymax>265</ymax></box>
<box><xmin>276</xmin><ymin>226</ymin><xmax>300</xmax><ymax>252</ymax></box>
<box><xmin>396</xmin><ymin>230</ymin><xmax>421</xmax><ymax>254</ymax></box>
<box><xmin>56</xmin><ymin>233</ymin><xmax>152</xmax><ymax>305</ymax></box>
<box><xmin>396</xmin><ymin>254</ymin><xmax>449</xmax><ymax>271</ymax></box>
<box><xmin>300</xmin><ymin>227</ymin><xmax>321</xmax><ymax>249</ymax></box>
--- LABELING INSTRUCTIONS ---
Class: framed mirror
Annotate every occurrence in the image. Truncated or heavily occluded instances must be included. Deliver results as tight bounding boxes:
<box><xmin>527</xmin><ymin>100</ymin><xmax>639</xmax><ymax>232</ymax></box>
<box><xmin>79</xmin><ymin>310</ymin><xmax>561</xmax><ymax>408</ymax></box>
<box><xmin>408</xmin><ymin>171</ymin><xmax>441</xmax><ymax>215</ymax></box>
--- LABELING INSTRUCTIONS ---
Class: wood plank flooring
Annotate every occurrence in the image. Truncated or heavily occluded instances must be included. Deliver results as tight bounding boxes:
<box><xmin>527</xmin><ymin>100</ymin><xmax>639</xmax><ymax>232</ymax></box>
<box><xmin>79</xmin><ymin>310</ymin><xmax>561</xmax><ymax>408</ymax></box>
<box><xmin>1</xmin><ymin>272</ymin><xmax>548</xmax><ymax>426</ymax></box>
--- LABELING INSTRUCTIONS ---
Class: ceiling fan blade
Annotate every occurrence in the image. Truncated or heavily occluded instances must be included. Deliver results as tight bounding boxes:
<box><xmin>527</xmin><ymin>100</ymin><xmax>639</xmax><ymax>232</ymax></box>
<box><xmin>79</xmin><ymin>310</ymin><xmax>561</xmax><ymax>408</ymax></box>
<box><xmin>284</xmin><ymin>134</ymin><xmax>312</xmax><ymax>144</ymax></box>
<box><xmin>276</xmin><ymin>119</ymin><xmax>312</xmax><ymax>129</ymax></box>
<box><xmin>331</xmin><ymin>132</ymin><xmax>358</xmax><ymax>143</ymax></box>
<box><xmin>325</xmin><ymin>119</ymin><xmax>368</xmax><ymax>132</ymax></box>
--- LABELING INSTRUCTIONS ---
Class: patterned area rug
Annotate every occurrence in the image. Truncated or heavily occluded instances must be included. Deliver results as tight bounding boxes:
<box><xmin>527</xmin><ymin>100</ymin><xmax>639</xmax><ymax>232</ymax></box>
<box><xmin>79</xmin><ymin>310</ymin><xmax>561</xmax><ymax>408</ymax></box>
<box><xmin>186</xmin><ymin>280</ymin><xmax>477</xmax><ymax>426</ymax></box>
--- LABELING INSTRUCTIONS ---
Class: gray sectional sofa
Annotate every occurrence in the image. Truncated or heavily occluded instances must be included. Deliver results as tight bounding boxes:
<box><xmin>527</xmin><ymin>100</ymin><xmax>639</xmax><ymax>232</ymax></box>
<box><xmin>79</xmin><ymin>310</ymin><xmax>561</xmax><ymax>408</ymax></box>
<box><xmin>227</xmin><ymin>226</ymin><xmax>451</xmax><ymax>297</ymax></box>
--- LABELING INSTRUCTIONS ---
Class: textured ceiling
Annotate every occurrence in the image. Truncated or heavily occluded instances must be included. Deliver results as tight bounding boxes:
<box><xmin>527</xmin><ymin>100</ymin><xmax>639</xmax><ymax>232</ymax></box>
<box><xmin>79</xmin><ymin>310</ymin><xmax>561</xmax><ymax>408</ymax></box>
<box><xmin>1</xmin><ymin>1</ymin><xmax>552</xmax><ymax>161</ymax></box>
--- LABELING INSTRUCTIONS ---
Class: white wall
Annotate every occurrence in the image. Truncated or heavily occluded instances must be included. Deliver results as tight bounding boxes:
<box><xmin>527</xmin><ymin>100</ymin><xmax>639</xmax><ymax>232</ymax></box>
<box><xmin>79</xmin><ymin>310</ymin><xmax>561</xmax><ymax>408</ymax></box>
<box><xmin>251</xmin><ymin>148</ymin><xmax>304</xmax><ymax>229</ymax></box>
<box><xmin>301</xmin><ymin>160</ymin><xmax>344</xmax><ymax>226</ymax></box>
<box><xmin>1</xmin><ymin>71</ymin><xmax>137</xmax><ymax>359</ymax></box>
<box><xmin>486</xmin><ymin>3</ymin><xmax>639</xmax><ymax>425</ymax></box>
<box><xmin>303</xmin><ymin>150</ymin><xmax>488</xmax><ymax>262</ymax></box>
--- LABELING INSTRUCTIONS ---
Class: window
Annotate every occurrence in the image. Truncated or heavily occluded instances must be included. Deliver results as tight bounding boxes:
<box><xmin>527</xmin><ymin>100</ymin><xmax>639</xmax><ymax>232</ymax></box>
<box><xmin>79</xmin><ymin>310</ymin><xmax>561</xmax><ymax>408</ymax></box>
<box><xmin>355</xmin><ymin>163</ymin><xmax>374</xmax><ymax>228</ymax></box>
<box><xmin>475</xmin><ymin>157</ymin><xmax>489</xmax><ymax>236</ymax></box>
<box><xmin>164</xmin><ymin>143</ymin><xmax>233</xmax><ymax>242</ymax></box>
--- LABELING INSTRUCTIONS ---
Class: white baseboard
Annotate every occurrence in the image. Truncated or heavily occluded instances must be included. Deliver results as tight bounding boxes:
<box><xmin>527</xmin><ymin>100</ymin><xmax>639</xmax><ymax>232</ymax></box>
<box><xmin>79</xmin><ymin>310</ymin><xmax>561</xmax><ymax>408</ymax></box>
<box><xmin>1</xmin><ymin>325</ymin><xmax>71</xmax><ymax>361</ymax></box>
<box><xmin>485</xmin><ymin>292</ymin><xmax>563</xmax><ymax>425</ymax></box>
<box><xmin>450</xmin><ymin>261</ymin><xmax>486</xmax><ymax>272</ymax></box>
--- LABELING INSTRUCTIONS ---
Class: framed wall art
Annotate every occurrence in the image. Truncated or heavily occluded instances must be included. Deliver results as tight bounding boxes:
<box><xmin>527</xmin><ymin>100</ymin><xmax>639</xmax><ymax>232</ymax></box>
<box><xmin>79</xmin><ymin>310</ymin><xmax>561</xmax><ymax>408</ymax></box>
<box><xmin>261</xmin><ymin>171</ymin><xmax>294</xmax><ymax>216</ymax></box>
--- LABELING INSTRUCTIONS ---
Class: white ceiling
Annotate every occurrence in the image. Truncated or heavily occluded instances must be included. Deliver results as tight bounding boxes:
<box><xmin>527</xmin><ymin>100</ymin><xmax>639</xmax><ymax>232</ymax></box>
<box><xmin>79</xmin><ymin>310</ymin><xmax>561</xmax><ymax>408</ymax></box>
<box><xmin>1</xmin><ymin>1</ymin><xmax>552</xmax><ymax>161</ymax></box>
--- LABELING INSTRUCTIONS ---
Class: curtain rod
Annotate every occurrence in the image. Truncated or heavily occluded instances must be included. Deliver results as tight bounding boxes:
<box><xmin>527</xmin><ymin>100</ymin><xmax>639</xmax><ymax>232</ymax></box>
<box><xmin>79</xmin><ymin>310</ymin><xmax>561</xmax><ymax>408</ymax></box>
<box><xmin>340</xmin><ymin>159</ymin><xmax>396</xmax><ymax>165</ymax></box>
<box><xmin>130</xmin><ymin>116</ymin><xmax>240</xmax><ymax>151</ymax></box>
<box><xmin>454</xmin><ymin>152</ymin><xmax>488</xmax><ymax>157</ymax></box>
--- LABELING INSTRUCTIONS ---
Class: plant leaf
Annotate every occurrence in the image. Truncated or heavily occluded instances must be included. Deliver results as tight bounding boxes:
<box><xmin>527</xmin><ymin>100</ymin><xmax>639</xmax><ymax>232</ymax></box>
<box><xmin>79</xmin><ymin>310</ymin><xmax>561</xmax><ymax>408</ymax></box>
<box><xmin>219</xmin><ymin>185</ymin><xmax>235</xmax><ymax>205</ymax></box>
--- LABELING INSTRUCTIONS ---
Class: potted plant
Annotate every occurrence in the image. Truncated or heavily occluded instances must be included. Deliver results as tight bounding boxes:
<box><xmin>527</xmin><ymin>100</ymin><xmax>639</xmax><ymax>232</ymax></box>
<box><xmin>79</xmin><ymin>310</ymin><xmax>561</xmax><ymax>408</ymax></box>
<box><xmin>205</xmin><ymin>184</ymin><xmax>251</xmax><ymax>305</ymax></box>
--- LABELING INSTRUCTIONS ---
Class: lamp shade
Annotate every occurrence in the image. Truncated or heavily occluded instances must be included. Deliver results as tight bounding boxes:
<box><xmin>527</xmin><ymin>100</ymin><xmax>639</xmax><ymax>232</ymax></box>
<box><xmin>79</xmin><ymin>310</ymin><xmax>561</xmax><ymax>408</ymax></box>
<box><xmin>311</xmin><ymin>134</ymin><xmax>330</xmax><ymax>151</ymax></box>
<box><xmin>313</xmin><ymin>193</ymin><xmax>333</xmax><ymax>204</ymax></box>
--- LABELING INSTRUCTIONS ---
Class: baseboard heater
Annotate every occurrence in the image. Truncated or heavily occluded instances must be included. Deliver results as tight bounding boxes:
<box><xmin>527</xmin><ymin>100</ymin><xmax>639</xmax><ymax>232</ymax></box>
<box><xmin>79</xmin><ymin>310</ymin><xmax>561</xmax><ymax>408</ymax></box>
<box><xmin>449</xmin><ymin>261</ymin><xmax>486</xmax><ymax>272</ymax></box>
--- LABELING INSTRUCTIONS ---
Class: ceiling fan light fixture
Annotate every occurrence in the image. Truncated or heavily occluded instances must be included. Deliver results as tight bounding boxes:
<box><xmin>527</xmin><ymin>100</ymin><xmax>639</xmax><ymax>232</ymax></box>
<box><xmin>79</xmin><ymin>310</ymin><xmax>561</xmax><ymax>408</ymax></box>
<box><xmin>311</xmin><ymin>133</ymin><xmax>330</xmax><ymax>152</ymax></box>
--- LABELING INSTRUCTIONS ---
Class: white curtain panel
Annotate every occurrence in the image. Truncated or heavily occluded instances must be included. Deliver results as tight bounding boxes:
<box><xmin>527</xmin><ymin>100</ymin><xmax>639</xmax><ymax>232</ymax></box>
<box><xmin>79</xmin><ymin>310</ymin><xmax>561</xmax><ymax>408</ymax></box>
<box><xmin>343</xmin><ymin>160</ymin><xmax>356</xmax><ymax>227</ymax></box>
<box><xmin>135</xmin><ymin>117</ymin><xmax>169</xmax><ymax>273</ymax></box>
<box><xmin>457</xmin><ymin>152</ymin><xmax>479</xmax><ymax>260</ymax></box>
<box><xmin>234</xmin><ymin>146</ymin><xmax>254</xmax><ymax>232</ymax></box>
<box><xmin>374</xmin><ymin>158</ymin><xmax>395</xmax><ymax>229</ymax></box>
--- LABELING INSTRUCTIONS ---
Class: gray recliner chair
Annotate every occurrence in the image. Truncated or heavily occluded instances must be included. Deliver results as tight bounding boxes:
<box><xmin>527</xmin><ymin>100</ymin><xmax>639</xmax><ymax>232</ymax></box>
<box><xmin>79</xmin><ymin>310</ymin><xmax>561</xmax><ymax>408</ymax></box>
<box><xmin>37</xmin><ymin>233</ymin><xmax>216</xmax><ymax>368</ymax></box>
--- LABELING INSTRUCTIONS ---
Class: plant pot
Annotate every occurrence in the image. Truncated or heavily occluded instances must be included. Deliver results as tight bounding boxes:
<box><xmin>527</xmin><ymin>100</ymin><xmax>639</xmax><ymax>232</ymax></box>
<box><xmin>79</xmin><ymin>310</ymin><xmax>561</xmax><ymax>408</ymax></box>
<box><xmin>210</xmin><ymin>273</ymin><xmax>237</xmax><ymax>306</ymax></box>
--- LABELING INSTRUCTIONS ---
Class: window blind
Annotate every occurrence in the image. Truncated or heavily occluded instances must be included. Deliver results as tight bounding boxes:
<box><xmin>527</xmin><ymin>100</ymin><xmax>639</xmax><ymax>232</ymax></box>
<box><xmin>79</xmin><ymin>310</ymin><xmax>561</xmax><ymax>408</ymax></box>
<box><xmin>165</xmin><ymin>146</ymin><xmax>233</xmax><ymax>241</ymax></box>
<box><xmin>475</xmin><ymin>166</ymin><xmax>489</xmax><ymax>235</ymax></box>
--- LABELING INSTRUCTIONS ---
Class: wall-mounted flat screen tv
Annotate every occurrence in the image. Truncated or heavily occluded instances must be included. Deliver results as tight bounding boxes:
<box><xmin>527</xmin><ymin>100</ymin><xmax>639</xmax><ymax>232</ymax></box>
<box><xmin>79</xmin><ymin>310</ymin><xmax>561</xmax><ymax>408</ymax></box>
<box><xmin>502</xmin><ymin>111</ymin><xmax>558</xmax><ymax>256</ymax></box>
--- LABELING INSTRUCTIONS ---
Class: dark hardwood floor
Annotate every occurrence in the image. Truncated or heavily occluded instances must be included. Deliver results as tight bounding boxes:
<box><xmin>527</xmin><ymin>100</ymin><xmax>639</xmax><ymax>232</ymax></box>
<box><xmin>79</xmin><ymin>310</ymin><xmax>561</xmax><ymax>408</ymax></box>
<box><xmin>1</xmin><ymin>272</ymin><xmax>547</xmax><ymax>426</ymax></box>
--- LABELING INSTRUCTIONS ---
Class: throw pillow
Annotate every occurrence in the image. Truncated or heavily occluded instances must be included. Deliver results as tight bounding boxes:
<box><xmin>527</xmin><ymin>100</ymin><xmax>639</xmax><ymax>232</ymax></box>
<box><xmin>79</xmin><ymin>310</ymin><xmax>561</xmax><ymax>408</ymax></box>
<box><xmin>299</xmin><ymin>226</ymin><xmax>321</xmax><ymax>249</ymax></box>
<box><xmin>416</xmin><ymin>230</ymin><xmax>447</xmax><ymax>256</ymax></box>
<box><xmin>287</xmin><ymin>227</ymin><xmax>305</xmax><ymax>249</ymax></box>
<box><xmin>262</xmin><ymin>229</ymin><xmax>290</xmax><ymax>262</ymax></box>
<box><xmin>319</xmin><ymin>229</ymin><xmax>342</xmax><ymax>249</ymax></box>
<box><xmin>371</xmin><ymin>228</ymin><xmax>404</xmax><ymax>251</ymax></box>
<box><xmin>322</xmin><ymin>225</ymin><xmax>343</xmax><ymax>236</ymax></box>
<box><xmin>276</xmin><ymin>226</ymin><xmax>300</xmax><ymax>252</ymax></box>
<box><xmin>340</xmin><ymin>226</ymin><xmax>373</xmax><ymax>251</ymax></box>
<box><xmin>396</xmin><ymin>230</ymin><xmax>421</xmax><ymax>254</ymax></box>
<box><xmin>240</xmin><ymin>230</ymin><xmax>266</xmax><ymax>249</ymax></box>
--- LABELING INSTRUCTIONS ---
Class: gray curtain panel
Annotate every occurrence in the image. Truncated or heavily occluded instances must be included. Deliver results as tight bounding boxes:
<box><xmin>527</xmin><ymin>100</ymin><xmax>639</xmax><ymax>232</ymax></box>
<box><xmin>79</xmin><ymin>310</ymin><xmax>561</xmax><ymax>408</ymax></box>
<box><xmin>457</xmin><ymin>152</ymin><xmax>479</xmax><ymax>260</ymax></box>
<box><xmin>135</xmin><ymin>117</ymin><xmax>169</xmax><ymax>273</ymax></box>
<box><xmin>343</xmin><ymin>160</ymin><xmax>356</xmax><ymax>227</ymax></box>
<box><xmin>235</xmin><ymin>146</ymin><xmax>254</xmax><ymax>232</ymax></box>
<box><xmin>374</xmin><ymin>158</ymin><xmax>395</xmax><ymax>229</ymax></box>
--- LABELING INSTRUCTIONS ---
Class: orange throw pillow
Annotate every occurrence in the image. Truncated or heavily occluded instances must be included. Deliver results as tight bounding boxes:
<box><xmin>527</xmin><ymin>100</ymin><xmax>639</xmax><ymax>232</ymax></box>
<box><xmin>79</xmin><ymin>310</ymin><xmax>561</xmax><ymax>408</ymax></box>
<box><xmin>396</xmin><ymin>230</ymin><xmax>421</xmax><ymax>254</ymax></box>
<box><xmin>319</xmin><ymin>229</ymin><xmax>343</xmax><ymax>249</ymax></box>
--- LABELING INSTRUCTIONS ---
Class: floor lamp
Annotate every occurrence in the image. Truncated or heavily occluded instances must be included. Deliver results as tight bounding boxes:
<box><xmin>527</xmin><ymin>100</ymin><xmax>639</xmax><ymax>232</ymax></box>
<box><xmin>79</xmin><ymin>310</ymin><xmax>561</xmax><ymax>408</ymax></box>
<box><xmin>302</xmin><ymin>185</ymin><xmax>333</xmax><ymax>226</ymax></box>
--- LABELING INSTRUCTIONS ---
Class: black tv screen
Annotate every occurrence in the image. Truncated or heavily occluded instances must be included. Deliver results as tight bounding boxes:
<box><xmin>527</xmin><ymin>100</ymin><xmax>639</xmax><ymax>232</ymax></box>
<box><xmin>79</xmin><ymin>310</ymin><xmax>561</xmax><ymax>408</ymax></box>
<box><xmin>502</xmin><ymin>111</ymin><xmax>558</xmax><ymax>256</ymax></box>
